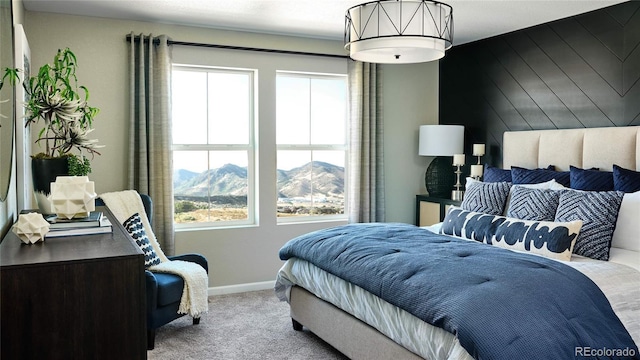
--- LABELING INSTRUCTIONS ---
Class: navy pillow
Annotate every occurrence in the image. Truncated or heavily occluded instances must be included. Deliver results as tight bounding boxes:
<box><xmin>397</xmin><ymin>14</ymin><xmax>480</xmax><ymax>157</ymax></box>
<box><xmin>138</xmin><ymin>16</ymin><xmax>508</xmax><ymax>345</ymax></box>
<box><xmin>570</xmin><ymin>166</ymin><xmax>613</xmax><ymax>191</ymax></box>
<box><xmin>483</xmin><ymin>165</ymin><xmax>512</xmax><ymax>183</ymax></box>
<box><xmin>613</xmin><ymin>165</ymin><xmax>640</xmax><ymax>193</ymax></box>
<box><xmin>484</xmin><ymin>165</ymin><xmax>554</xmax><ymax>183</ymax></box>
<box><xmin>511</xmin><ymin>166</ymin><xmax>570</xmax><ymax>187</ymax></box>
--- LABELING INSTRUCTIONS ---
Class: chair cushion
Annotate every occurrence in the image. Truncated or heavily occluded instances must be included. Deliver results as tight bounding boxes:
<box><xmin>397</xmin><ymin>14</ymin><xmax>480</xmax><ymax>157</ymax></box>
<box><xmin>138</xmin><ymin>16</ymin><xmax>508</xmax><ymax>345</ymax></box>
<box><xmin>154</xmin><ymin>272</ymin><xmax>185</xmax><ymax>307</ymax></box>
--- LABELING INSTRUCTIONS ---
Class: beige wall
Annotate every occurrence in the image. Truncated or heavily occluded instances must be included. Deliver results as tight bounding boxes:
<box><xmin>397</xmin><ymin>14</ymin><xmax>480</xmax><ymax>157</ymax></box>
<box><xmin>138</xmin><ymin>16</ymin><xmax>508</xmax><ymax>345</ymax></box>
<box><xmin>18</xmin><ymin>11</ymin><xmax>439</xmax><ymax>288</ymax></box>
<box><xmin>383</xmin><ymin>62</ymin><xmax>439</xmax><ymax>223</ymax></box>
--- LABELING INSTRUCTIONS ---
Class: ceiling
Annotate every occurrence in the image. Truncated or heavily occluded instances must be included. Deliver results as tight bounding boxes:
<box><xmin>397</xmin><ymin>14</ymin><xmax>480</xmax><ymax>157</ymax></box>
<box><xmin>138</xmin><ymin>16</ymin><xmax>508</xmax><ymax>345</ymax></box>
<box><xmin>23</xmin><ymin>0</ymin><xmax>628</xmax><ymax>45</ymax></box>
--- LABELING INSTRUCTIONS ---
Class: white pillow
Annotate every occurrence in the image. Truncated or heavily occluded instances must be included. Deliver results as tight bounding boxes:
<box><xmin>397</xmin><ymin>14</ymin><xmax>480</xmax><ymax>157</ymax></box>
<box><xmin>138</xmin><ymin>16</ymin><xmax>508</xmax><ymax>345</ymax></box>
<box><xmin>503</xmin><ymin>179</ymin><xmax>565</xmax><ymax>215</ymax></box>
<box><xmin>611</xmin><ymin>191</ymin><xmax>640</xmax><ymax>252</ymax></box>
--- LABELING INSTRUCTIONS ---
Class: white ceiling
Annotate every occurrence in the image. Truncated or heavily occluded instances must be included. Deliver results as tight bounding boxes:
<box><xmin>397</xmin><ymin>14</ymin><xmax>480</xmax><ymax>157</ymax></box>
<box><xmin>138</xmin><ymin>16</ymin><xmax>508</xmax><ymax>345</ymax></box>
<box><xmin>23</xmin><ymin>0</ymin><xmax>628</xmax><ymax>45</ymax></box>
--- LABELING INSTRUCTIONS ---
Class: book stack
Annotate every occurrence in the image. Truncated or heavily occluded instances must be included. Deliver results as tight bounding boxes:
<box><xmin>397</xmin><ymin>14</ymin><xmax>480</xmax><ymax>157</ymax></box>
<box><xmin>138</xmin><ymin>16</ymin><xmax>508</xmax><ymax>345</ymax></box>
<box><xmin>43</xmin><ymin>211</ymin><xmax>113</xmax><ymax>238</ymax></box>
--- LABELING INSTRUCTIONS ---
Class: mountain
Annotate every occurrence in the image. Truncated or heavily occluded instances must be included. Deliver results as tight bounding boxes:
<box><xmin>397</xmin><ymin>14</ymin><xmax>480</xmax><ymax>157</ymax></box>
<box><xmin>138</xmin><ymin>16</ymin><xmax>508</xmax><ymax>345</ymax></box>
<box><xmin>276</xmin><ymin>161</ymin><xmax>344</xmax><ymax>199</ymax></box>
<box><xmin>174</xmin><ymin>163</ymin><xmax>248</xmax><ymax>197</ymax></box>
<box><xmin>174</xmin><ymin>161</ymin><xmax>344</xmax><ymax>198</ymax></box>
<box><xmin>173</xmin><ymin>169</ymin><xmax>199</xmax><ymax>186</ymax></box>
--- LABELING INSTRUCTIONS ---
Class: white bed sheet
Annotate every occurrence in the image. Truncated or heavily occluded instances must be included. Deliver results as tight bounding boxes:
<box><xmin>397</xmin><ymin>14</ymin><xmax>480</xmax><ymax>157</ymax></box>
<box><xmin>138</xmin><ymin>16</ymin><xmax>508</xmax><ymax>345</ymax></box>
<box><xmin>276</xmin><ymin>228</ymin><xmax>640</xmax><ymax>360</ymax></box>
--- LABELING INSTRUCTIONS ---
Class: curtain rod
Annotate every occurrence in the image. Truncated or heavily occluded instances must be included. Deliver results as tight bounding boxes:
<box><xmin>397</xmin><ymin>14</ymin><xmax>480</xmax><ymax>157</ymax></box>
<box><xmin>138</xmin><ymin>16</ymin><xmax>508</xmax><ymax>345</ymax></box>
<box><xmin>125</xmin><ymin>34</ymin><xmax>350</xmax><ymax>60</ymax></box>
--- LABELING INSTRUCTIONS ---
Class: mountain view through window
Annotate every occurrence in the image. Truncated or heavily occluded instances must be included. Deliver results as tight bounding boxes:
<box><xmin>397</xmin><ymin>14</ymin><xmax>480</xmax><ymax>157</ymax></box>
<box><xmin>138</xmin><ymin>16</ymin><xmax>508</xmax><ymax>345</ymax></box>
<box><xmin>172</xmin><ymin>66</ymin><xmax>347</xmax><ymax>225</ymax></box>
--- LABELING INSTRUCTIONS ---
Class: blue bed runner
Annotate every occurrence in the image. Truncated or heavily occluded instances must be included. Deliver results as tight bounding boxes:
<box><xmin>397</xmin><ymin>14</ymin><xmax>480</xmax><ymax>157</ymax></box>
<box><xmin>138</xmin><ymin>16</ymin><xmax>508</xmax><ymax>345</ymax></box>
<box><xmin>279</xmin><ymin>223</ymin><xmax>638</xmax><ymax>360</ymax></box>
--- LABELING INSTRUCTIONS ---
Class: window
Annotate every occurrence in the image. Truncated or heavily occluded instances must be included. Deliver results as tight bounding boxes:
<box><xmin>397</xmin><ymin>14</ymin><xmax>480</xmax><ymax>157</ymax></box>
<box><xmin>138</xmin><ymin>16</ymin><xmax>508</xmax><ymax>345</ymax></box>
<box><xmin>276</xmin><ymin>72</ymin><xmax>348</xmax><ymax>221</ymax></box>
<box><xmin>171</xmin><ymin>65</ymin><xmax>255</xmax><ymax>227</ymax></box>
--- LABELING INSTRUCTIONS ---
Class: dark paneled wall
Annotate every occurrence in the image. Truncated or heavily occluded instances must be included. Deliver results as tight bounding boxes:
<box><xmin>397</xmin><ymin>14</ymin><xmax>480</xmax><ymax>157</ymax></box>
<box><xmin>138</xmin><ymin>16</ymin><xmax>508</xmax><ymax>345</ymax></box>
<box><xmin>440</xmin><ymin>1</ymin><xmax>640</xmax><ymax>166</ymax></box>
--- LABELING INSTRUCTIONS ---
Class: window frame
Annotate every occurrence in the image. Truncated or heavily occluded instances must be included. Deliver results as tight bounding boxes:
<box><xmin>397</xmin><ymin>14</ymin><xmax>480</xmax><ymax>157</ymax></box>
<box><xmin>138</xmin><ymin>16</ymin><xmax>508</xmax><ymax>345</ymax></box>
<box><xmin>171</xmin><ymin>64</ymin><xmax>257</xmax><ymax>229</ymax></box>
<box><xmin>275</xmin><ymin>71</ymin><xmax>349</xmax><ymax>224</ymax></box>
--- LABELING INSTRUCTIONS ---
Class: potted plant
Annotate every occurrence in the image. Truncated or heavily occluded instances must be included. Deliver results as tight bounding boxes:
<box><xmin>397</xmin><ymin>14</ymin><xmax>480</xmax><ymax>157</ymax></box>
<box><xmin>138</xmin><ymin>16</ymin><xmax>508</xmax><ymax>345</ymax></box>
<box><xmin>3</xmin><ymin>48</ymin><xmax>102</xmax><ymax>212</ymax></box>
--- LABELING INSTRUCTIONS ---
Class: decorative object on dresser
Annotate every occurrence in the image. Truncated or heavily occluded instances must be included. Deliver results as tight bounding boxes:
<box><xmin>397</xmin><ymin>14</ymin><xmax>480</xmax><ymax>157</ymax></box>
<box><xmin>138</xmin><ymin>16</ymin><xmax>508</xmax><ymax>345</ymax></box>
<box><xmin>50</xmin><ymin>176</ymin><xmax>97</xmax><ymax>219</ymax></box>
<box><xmin>1</xmin><ymin>207</ymin><xmax>146</xmax><ymax>359</ymax></box>
<box><xmin>418</xmin><ymin>124</ymin><xmax>464</xmax><ymax>199</ymax></box>
<box><xmin>344</xmin><ymin>0</ymin><xmax>454</xmax><ymax>64</ymax></box>
<box><xmin>44</xmin><ymin>218</ymin><xmax>112</xmax><ymax>238</ymax></box>
<box><xmin>11</xmin><ymin>212</ymin><xmax>50</xmax><ymax>244</ymax></box>
<box><xmin>452</xmin><ymin>153</ymin><xmax>465</xmax><ymax>201</ymax></box>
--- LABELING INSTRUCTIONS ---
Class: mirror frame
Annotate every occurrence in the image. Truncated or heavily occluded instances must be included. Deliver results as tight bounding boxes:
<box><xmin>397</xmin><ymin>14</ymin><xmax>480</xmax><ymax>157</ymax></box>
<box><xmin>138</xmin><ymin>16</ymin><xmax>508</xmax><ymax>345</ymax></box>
<box><xmin>0</xmin><ymin>0</ymin><xmax>15</xmax><ymax>202</ymax></box>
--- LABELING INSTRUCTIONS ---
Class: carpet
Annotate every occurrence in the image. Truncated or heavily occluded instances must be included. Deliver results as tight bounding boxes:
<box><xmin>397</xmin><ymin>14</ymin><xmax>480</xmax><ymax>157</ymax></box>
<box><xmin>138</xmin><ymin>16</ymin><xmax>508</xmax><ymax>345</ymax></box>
<box><xmin>148</xmin><ymin>289</ymin><xmax>349</xmax><ymax>360</ymax></box>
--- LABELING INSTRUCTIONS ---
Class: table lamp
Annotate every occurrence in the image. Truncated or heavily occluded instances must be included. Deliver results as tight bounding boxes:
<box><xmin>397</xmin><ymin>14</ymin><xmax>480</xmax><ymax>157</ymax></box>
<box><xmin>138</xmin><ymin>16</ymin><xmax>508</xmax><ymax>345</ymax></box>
<box><xmin>418</xmin><ymin>125</ymin><xmax>464</xmax><ymax>198</ymax></box>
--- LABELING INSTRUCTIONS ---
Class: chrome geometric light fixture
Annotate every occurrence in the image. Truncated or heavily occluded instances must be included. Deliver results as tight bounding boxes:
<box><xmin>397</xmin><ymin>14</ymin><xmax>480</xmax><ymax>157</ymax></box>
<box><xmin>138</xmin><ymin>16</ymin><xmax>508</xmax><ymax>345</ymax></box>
<box><xmin>345</xmin><ymin>0</ymin><xmax>454</xmax><ymax>64</ymax></box>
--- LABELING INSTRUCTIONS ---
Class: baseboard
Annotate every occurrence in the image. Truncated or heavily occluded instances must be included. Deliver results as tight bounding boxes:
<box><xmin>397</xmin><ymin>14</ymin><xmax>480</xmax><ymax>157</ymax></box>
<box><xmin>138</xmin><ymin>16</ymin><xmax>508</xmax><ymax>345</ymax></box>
<box><xmin>208</xmin><ymin>280</ymin><xmax>275</xmax><ymax>296</ymax></box>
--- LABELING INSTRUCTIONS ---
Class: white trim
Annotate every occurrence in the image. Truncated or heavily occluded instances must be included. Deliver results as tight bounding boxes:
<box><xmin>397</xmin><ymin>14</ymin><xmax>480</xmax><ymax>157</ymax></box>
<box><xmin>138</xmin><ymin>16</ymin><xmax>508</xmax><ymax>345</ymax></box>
<box><xmin>208</xmin><ymin>280</ymin><xmax>275</xmax><ymax>296</ymax></box>
<box><xmin>14</xmin><ymin>24</ymin><xmax>33</xmax><ymax>210</ymax></box>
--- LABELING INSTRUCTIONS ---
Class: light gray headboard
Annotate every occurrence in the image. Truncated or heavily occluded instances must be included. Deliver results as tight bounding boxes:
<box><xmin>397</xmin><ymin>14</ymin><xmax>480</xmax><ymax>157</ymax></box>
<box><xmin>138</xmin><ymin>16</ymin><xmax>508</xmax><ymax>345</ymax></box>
<box><xmin>503</xmin><ymin>126</ymin><xmax>640</xmax><ymax>171</ymax></box>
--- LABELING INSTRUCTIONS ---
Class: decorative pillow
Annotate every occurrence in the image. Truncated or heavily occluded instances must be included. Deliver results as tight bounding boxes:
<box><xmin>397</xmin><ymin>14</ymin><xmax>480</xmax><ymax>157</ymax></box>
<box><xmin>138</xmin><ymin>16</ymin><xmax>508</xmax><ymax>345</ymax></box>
<box><xmin>554</xmin><ymin>190</ymin><xmax>624</xmax><ymax>261</ymax></box>
<box><xmin>502</xmin><ymin>179</ymin><xmax>566</xmax><ymax>216</ymax></box>
<box><xmin>511</xmin><ymin>166</ymin><xmax>570</xmax><ymax>187</ymax></box>
<box><xmin>483</xmin><ymin>165</ymin><xmax>555</xmax><ymax>183</ymax></box>
<box><xmin>483</xmin><ymin>165</ymin><xmax>512</xmax><ymax>183</ymax></box>
<box><xmin>461</xmin><ymin>178</ymin><xmax>511</xmax><ymax>215</ymax></box>
<box><xmin>613</xmin><ymin>165</ymin><xmax>640</xmax><ymax>193</ymax></box>
<box><xmin>506</xmin><ymin>186</ymin><xmax>561</xmax><ymax>221</ymax></box>
<box><xmin>441</xmin><ymin>207</ymin><xmax>582</xmax><ymax>261</ymax></box>
<box><xmin>123</xmin><ymin>213</ymin><xmax>162</xmax><ymax>268</ymax></box>
<box><xmin>570</xmin><ymin>166</ymin><xmax>613</xmax><ymax>191</ymax></box>
<box><xmin>611</xmin><ymin>191</ymin><xmax>640</xmax><ymax>252</ymax></box>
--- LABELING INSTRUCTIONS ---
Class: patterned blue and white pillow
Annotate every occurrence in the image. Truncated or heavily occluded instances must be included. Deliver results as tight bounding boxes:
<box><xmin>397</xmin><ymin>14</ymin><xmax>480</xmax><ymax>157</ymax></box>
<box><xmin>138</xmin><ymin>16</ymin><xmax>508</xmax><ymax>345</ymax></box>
<box><xmin>441</xmin><ymin>207</ymin><xmax>582</xmax><ymax>261</ymax></box>
<box><xmin>461</xmin><ymin>178</ymin><xmax>511</xmax><ymax>215</ymax></box>
<box><xmin>554</xmin><ymin>190</ymin><xmax>624</xmax><ymax>261</ymax></box>
<box><xmin>507</xmin><ymin>186</ymin><xmax>561</xmax><ymax>221</ymax></box>
<box><xmin>123</xmin><ymin>213</ymin><xmax>161</xmax><ymax>268</ymax></box>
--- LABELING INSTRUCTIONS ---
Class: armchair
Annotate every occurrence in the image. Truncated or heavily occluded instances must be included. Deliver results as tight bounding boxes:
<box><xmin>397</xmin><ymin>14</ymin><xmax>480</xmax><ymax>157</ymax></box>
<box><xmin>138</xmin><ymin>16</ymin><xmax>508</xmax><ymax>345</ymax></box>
<box><xmin>97</xmin><ymin>194</ymin><xmax>208</xmax><ymax>350</ymax></box>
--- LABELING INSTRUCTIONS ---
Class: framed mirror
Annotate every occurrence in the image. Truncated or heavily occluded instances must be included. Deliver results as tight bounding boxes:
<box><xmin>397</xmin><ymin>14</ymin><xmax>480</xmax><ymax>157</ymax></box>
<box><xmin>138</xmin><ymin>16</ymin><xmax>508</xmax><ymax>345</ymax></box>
<box><xmin>0</xmin><ymin>0</ymin><xmax>14</xmax><ymax>202</ymax></box>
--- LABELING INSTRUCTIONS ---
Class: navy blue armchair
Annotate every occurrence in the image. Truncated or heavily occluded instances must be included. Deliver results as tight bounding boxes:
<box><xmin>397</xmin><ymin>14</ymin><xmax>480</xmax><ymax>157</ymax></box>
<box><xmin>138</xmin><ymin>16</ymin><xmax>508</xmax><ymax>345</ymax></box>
<box><xmin>97</xmin><ymin>194</ymin><xmax>208</xmax><ymax>350</ymax></box>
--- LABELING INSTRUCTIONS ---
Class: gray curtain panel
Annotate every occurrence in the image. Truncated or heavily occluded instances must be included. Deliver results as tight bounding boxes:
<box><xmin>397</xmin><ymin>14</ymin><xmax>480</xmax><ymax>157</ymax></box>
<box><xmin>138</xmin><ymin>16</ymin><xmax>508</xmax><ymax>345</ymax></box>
<box><xmin>128</xmin><ymin>33</ymin><xmax>175</xmax><ymax>255</ymax></box>
<box><xmin>347</xmin><ymin>61</ymin><xmax>385</xmax><ymax>223</ymax></box>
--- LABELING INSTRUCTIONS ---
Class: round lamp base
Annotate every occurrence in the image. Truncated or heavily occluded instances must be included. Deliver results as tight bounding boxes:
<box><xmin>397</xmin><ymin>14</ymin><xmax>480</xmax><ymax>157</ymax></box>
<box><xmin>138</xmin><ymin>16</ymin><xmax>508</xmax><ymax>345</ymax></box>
<box><xmin>425</xmin><ymin>156</ymin><xmax>455</xmax><ymax>199</ymax></box>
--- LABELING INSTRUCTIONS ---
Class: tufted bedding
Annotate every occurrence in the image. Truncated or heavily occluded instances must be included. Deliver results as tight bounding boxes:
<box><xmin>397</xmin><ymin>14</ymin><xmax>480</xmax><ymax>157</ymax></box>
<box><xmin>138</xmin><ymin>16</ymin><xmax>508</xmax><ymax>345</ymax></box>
<box><xmin>276</xmin><ymin>223</ymin><xmax>639</xmax><ymax>360</ymax></box>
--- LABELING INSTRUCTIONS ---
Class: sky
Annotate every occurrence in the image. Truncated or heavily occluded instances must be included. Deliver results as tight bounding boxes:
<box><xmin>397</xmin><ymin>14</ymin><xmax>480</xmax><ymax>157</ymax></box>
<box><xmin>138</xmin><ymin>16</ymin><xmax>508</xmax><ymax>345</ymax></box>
<box><xmin>172</xmin><ymin>69</ymin><xmax>347</xmax><ymax>173</ymax></box>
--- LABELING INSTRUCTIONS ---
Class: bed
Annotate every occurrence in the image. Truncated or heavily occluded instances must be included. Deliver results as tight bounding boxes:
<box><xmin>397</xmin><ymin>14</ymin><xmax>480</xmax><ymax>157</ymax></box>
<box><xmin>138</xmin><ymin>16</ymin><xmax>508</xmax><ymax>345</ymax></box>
<box><xmin>275</xmin><ymin>126</ymin><xmax>640</xmax><ymax>360</ymax></box>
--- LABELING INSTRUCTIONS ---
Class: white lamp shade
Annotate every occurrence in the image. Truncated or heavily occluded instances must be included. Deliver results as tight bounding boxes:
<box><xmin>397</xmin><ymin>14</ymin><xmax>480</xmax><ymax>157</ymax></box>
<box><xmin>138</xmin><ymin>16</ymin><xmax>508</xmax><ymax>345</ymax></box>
<box><xmin>418</xmin><ymin>125</ymin><xmax>464</xmax><ymax>156</ymax></box>
<box><xmin>349</xmin><ymin>37</ymin><xmax>445</xmax><ymax>64</ymax></box>
<box><xmin>471</xmin><ymin>164</ymin><xmax>484</xmax><ymax>177</ymax></box>
<box><xmin>473</xmin><ymin>144</ymin><xmax>486</xmax><ymax>156</ymax></box>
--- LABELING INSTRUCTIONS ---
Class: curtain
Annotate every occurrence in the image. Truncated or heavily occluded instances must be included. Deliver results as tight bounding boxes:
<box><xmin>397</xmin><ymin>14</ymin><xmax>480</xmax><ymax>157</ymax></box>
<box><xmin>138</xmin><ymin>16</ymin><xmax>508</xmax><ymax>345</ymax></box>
<box><xmin>128</xmin><ymin>33</ymin><xmax>175</xmax><ymax>255</ymax></box>
<box><xmin>347</xmin><ymin>61</ymin><xmax>385</xmax><ymax>223</ymax></box>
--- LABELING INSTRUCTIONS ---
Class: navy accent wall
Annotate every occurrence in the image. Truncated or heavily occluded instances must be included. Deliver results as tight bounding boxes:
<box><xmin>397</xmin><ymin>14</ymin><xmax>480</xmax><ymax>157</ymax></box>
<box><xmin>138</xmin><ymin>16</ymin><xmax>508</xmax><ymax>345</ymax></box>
<box><xmin>440</xmin><ymin>1</ymin><xmax>640</xmax><ymax>166</ymax></box>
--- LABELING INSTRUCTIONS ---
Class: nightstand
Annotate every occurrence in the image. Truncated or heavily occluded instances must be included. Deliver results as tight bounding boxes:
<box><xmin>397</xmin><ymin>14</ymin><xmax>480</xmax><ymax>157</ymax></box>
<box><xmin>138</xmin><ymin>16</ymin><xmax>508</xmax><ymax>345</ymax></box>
<box><xmin>415</xmin><ymin>195</ymin><xmax>461</xmax><ymax>226</ymax></box>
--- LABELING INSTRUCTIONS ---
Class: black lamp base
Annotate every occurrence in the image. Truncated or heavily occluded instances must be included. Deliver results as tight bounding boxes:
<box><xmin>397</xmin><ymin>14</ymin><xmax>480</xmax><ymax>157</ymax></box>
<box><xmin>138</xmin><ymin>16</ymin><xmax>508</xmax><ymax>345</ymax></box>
<box><xmin>425</xmin><ymin>156</ymin><xmax>455</xmax><ymax>199</ymax></box>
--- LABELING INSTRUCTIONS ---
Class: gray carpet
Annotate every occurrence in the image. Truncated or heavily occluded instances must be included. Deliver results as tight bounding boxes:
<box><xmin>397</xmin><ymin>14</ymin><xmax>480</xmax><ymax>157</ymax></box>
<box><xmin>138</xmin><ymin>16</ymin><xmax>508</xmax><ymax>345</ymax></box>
<box><xmin>148</xmin><ymin>289</ymin><xmax>349</xmax><ymax>360</ymax></box>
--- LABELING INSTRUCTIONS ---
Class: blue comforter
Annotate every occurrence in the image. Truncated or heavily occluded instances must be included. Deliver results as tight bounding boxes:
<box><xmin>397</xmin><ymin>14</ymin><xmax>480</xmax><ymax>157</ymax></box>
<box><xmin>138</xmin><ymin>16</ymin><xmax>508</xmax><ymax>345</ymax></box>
<box><xmin>279</xmin><ymin>223</ymin><xmax>638</xmax><ymax>360</ymax></box>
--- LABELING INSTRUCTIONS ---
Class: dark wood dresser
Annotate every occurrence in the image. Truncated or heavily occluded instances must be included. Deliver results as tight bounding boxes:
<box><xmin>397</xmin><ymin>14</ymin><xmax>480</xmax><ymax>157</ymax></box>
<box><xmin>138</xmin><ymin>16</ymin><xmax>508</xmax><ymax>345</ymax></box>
<box><xmin>0</xmin><ymin>206</ymin><xmax>146</xmax><ymax>360</ymax></box>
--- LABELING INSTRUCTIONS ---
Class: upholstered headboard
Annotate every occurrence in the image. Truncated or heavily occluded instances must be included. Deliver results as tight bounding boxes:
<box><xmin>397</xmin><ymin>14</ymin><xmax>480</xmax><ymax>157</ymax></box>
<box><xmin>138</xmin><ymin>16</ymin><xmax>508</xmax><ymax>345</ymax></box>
<box><xmin>503</xmin><ymin>126</ymin><xmax>640</xmax><ymax>171</ymax></box>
